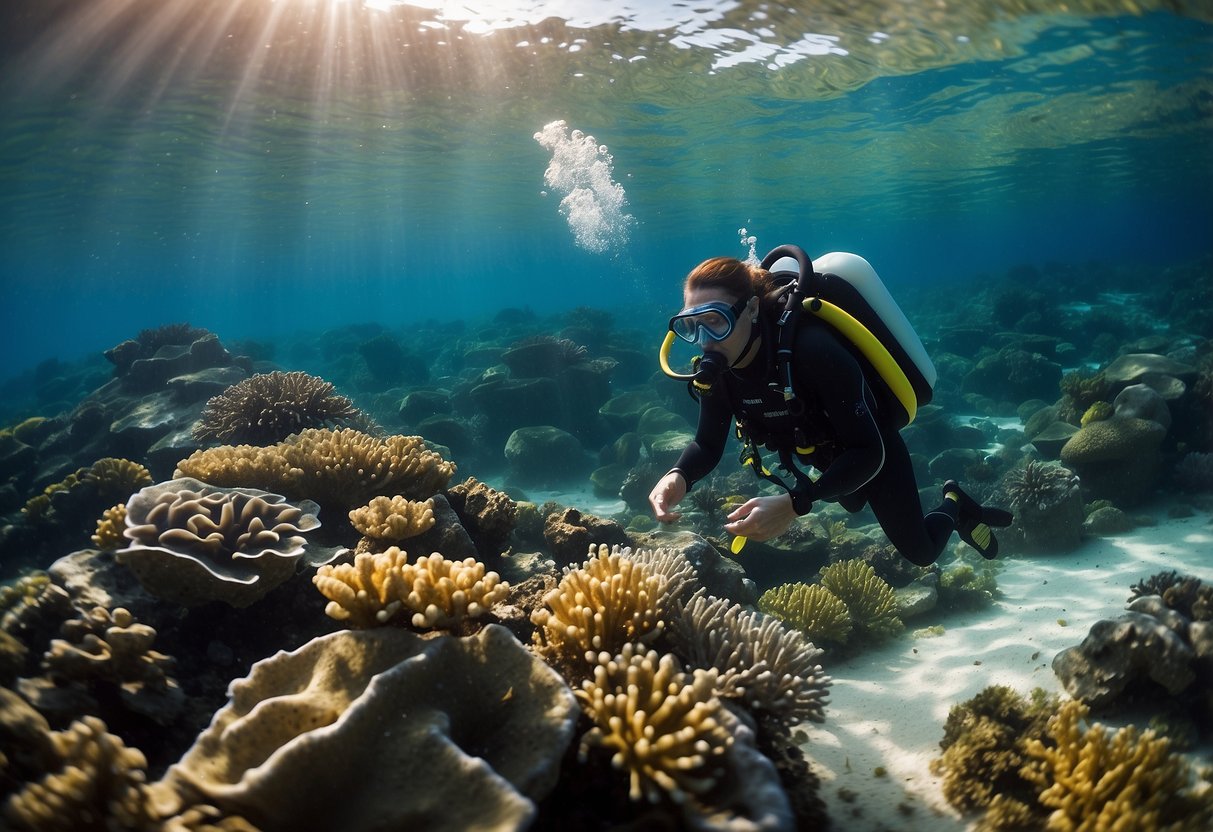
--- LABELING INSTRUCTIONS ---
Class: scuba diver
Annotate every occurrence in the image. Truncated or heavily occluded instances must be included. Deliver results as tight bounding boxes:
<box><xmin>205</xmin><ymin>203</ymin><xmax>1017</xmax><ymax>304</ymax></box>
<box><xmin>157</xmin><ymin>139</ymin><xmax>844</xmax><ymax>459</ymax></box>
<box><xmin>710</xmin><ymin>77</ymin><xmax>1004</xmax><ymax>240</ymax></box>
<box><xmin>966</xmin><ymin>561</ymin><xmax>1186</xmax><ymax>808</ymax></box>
<box><xmin>648</xmin><ymin>245</ymin><xmax>1012</xmax><ymax>567</ymax></box>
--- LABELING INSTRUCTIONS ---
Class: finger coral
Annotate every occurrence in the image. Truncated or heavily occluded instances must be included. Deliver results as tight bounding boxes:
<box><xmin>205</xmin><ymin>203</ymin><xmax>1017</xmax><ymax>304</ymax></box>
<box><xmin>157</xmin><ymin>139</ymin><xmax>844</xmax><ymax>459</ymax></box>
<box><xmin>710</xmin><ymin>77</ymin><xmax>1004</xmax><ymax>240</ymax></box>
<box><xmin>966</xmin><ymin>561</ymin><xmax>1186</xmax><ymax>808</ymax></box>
<box><xmin>116</xmin><ymin>478</ymin><xmax>323</xmax><ymax>608</ymax></box>
<box><xmin>313</xmin><ymin>547</ymin><xmax>508</xmax><ymax>631</ymax></box>
<box><xmin>576</xmin><ymin>644</ymin><xmax>733</xmax><ymax>804</ymax></box>
<box><xmin>530</xmin><ymin>544</ymin><xmax>669</xmax><ymax>665</ymax></box>
<box><xmin>20</xmin><ymin>605</ymin><xmax>183</xmax><ymax>725</ymax></box>
<box><xmin>757</xmin><ymin>582</ymin><xmax>853</xmax><ymax>647</ymax></box>
<box><xmin>1023</xmin><ymin>699</ymin><xmax>1213</xmax><ymax>831</ymax></box>
<box><xmin>193</xmin><ymin>371</ymin><xmax>367</xmax><ymax>445</ymax></box>
<box><xmin>675</xmin><ymin>590</ymin><xmax>831</xmax><ymax>725</ymax></box>
<box><xmin>2</xmin><ymin>715</ymin><xmax>154</xmax><ymax>832</ymax></box>
<box><xmin>819</xmin><ymin>559</ymin><xmax>903</xmax><ymax>642</ymax></box>
<box><xmin>152</xmin><ymin>626</ymin><xmax>577</xmax><ymax>832</ymax></box>
<box><xmin>348</xmin><ymin>496</ymin><xmax>436</xmax><ymax>544</ymax></box>
<box><xmin>175</xmin><ymin>428</ymin><xmax>456</xmax><ymax>510</ymax></box>
<box><xmin>91</xmin><ymin>503</ymin><xmax>127</xmax><ymax>550</ymax></box>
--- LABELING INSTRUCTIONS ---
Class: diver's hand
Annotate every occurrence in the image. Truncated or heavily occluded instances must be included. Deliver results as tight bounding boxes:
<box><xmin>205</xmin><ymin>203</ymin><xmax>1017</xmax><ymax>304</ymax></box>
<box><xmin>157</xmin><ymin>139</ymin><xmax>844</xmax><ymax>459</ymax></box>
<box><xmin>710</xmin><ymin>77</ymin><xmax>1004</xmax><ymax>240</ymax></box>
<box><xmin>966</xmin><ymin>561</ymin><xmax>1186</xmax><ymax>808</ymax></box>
<box><xmin>649</xmin><ymin>471</ymin><xmax>687</xmax><ymax>523</ymax></box>
<box><xmin>724</xmin><ymin>494</ymin><xmax>797</xmax><ymax>542</ymax></box>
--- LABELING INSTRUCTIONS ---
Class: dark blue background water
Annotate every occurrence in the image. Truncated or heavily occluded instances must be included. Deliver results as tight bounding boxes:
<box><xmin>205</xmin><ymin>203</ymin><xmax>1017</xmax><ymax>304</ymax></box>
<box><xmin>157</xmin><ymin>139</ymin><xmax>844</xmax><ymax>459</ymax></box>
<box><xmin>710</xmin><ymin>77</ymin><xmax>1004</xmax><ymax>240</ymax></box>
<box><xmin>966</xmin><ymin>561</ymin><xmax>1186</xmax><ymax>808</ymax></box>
<box><xmin>1</xmin><ymin>3</ymin><xmax>1210</xmax><ymax>381</ymax></box>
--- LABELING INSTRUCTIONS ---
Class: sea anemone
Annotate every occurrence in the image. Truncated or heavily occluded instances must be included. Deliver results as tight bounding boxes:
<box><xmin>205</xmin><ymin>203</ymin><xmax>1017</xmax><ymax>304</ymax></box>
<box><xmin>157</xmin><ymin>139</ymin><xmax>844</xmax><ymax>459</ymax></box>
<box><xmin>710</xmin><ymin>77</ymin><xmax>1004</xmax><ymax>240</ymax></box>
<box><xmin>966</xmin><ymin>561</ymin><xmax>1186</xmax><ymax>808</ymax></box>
<box><xmin>193</xmin><ymin>371</ymin><xmax>367</xmax><ymax>445</ymax></box>
<box><xmin>1001</xmin><ymin>460</ymin><xmax>1081</xmax><ymax>512</ymax></box>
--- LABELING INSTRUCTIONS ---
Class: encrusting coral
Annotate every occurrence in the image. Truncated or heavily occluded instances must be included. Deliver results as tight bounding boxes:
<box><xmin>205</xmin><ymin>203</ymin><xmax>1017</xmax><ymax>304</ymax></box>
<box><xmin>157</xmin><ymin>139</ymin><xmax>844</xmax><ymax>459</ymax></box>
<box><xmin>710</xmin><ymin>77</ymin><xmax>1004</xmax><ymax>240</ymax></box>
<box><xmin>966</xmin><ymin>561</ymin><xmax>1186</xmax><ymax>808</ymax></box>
<box><xmin>445</xmin><ymin>477</ymin><xmax>518</xmax><ymax>558</ymax></box>
<box><xmin>175</xmin><ymin>428</ymin><xmax>456</xmax><ymax>509</ymax></box>
<box><xmin>348</xmin><ymin>496</ymin><xmax>436</xmax><ymax>545</ymax></box>
<box><xmin>152</xmin><ymin>625</ymin><xmax>578</xmax><ymax>832</ymax></box>
<box><xmin>530</xmin><ymin>544</ymin><xmax>670</xmax><ymax>666</ymax></box>
<box><xmin>19</xmin><ymin>605</ymin><xmax>183</xmax><ymax>725</ymax></box>
<box><xmin>116</xmin><ymin>478</ymin><xmax>324</xmax><ymax>608</ymax></box>
<box><xmin>193</xmin><ymin>371</ymin><xmax>368</xmax><ymax>445</ymax></box>
<box><xmin>819</xmin><ymin>558</ymin><xmax>903</xmax><ymax>642</ymax></box>
<box><xmin>757</xmin><ymin>582</ymin><xmax>853</xmax><ymax>647</ymax></box>
<box><xmin>1022</xmin><ymin>699</ymin><xmax>1213</xmax><ymax>831</ymax></box>
<box><xmin>2</xmin><ymin>715</ymin><xmax>154</xmax><ymax>832</ymax></box>
<box><xmin>312</xmin><ymin>546</ymin><xmax>508</xmax><ymax>631</ymax></box>
<box><xmin>576</xmin><ymin>643</ymin><xmax>734</xmax><ymax>804</ymax></box>
<box><xmin>674</xmin><ymin>590</ymin><xmax>831</xmax><ymax>726</ymax></box>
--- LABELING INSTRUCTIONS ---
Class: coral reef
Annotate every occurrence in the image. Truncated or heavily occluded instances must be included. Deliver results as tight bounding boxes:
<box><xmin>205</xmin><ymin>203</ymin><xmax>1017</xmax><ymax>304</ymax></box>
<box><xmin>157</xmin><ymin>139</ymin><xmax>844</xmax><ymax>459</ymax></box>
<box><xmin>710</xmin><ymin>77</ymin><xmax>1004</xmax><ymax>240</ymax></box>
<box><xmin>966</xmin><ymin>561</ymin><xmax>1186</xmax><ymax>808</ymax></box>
<box><xmin>348</xmin><ymin>495</ymin><xmax>436</xmax><ymax>546</ymax></box>
<box><xmin>576</xmin><ymin>643</ymin><xmax>733</xmax><ymax>804</ymax></box>
<box><xmin>2</xmin><ymin>715</ymin><xmax>154</xmax><ymax>832</ymax></box>
<box><xmin>1000</xmin><ymin>461</ymin><xmax>1084</xmax><ymax>553</ymax></box>
<box><xmin>152</xmin><ymin>625</ymin><xmax>578</xmax><ymax>832</ymax></box>
<box><xmin>1060</xmin><ymin>415</ymin><xmax>1167</xmax><ymax>505</ymax></box>
<box><xmin>312</xmin><ymin>547</ymin><xmax>508</xmax><ymax>631</ymax></box>
<box><xmin>192</xmin><ymin>371</ymin><xmax>367</xmax><ymax>445</ymax></box>
<box><xmin>531</xmin><ymin>544</ymin><xmax>669</xmax><ymax>667</ymax></box>
<box><xmin>444</xmin><ymin>477</ymin><xmax>518</xmax><ymax>558</ymax></box>
<box><xmin>674</xmin><ymin>591</ymin><xmax>832</xmax><ymax>725</ymax></box>
<box><xmin>757</xmin><ymin>582</ymin><xmax>853</xmax><ymax>648</ymax></box>
<box><xmin>930</xmin><ymin>685</ymin><xmax>1058</xmax><ymax>823</ymax></box>
<box><xmin>22</xmin><ymin>458</ymin><xmax>153</xmax><ymax>526</ymax></box>
<box><xmin>1174</xmin><ymin>451</ymin><xmax>1213</xmax><ymax>492</ymax></box>
<box><xmin>1023</xmin><ymin>699</ymin><xmax>1213</xmax><ymax>830</ymax></box>
<box><xmin>541</xmin><ymin>506</ymin><xmax>630</xmax><ymax>564</ymax></box>
<box><xmin>116</xmin><ymin>478</ymin><xmax>324</xmax><ymax>608</ymax></box>
<box><xmin>18</xmin><ymin>605</ymin><xmax>183</xmax><ymax>726</ymax></box>
<box><xmin>819</xmin><ymin>559</ymin><xmax>904</xmax><ymax>642</ymax></box>
<box><xmin>1129</xmin><ymin>571</ymin><xmax>1213</xmax><ymax>621</ymax></box>
<box><xmin>175</xmin><ymin>428</ymin><xmax>456</xmax><ymax>509</ymax></box>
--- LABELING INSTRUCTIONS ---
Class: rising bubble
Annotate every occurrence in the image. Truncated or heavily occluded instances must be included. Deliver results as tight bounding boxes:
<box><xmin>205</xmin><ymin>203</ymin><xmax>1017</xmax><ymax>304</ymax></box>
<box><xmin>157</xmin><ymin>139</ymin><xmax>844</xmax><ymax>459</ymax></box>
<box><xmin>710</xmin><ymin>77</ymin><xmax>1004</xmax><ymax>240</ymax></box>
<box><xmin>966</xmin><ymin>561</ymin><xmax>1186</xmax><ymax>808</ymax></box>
<box><xmin>534</xmin><ymin>120</ymin><xmax>634</xmax><ymax>255</ymax></box>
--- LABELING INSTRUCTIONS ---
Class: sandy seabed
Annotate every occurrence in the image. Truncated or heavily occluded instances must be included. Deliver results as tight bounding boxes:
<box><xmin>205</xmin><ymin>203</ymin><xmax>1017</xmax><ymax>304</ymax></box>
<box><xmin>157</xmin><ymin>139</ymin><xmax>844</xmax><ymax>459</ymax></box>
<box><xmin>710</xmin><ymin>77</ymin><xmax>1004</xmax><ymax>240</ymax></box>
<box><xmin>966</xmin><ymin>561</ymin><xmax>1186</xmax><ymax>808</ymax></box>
<box><xmin>799</xmin><ymin>505</ymin><xmax>1213</xmax><ymax>831</ymax></box>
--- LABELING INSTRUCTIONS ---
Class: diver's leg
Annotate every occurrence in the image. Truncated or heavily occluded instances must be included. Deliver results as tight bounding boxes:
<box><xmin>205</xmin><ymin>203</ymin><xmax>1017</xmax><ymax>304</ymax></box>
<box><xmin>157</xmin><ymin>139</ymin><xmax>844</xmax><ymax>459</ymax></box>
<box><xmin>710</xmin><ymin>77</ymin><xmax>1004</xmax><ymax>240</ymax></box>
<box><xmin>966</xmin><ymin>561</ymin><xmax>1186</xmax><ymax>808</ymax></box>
<box><xmin>865</xmin><ymin>431</ymin><xmax>955</xmax><ymax>567</ymax></box>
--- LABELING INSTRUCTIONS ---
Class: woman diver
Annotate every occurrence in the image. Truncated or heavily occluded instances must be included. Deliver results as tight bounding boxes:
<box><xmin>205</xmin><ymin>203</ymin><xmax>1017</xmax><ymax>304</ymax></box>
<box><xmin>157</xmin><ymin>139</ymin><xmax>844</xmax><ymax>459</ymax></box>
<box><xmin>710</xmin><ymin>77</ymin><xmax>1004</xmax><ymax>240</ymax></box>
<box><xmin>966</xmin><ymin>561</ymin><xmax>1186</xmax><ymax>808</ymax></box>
<box><xmin>647</xmin><ymin>245</ymin><xmax>1012</xmax><ymax>567</ymax></box>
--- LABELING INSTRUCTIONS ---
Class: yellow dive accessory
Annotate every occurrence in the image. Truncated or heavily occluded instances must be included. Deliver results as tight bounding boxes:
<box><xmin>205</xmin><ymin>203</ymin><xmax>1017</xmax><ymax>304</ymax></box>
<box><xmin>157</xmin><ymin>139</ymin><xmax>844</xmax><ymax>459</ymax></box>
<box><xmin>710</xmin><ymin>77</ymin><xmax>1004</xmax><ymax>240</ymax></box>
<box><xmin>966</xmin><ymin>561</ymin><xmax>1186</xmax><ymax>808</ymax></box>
<box><xmin>659</xmin><ymin>330</ymin><xmax>693</xmax><ymax>380</ymax></box>
<box><xmin>803</xmin><ymin>296</ymin><xmax>919</xmax><ymax>424</ymax></box>
<box><xmin>730</xmin><ymin>535</ymin><xmax>747</xmax><ymax>554</ymax></box>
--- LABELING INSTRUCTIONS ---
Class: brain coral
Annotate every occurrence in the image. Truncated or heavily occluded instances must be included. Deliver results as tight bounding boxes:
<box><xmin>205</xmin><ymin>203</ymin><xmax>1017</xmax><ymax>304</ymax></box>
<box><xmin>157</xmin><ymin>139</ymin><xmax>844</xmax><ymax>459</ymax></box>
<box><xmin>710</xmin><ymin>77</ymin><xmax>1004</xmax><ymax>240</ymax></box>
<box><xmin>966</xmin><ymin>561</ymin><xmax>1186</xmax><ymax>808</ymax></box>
<box><xmin>151</xmin><ymin>625</ymin><xmax>579</xmax><ymax>832</ymax></box>
<box><xmin>576</xmin><ymin>644</ymin><xmax>733</xmax><ymax>804</ymax></box>
<box><xmin>116</xmin><ymin>477</ymin><xmax>323</xmax><ymax>608</ymax></box>
<box><xmin>675</xmin><ymin>590</ymin><xmax>832</xmax><ymax>725</ymax></box>
<box><xmin>530</xmin><ymin>544</ymin><xmax>669</xmax><ymax>666</ymax></box>
<box><xmin>313</xmin><ymin>547</ymin><xmax>508</xmax><ymax>631</ymax></box>
<box><xmin>175</xmin><ymin>428</ymin><xmax>456</xmax><ymax>509</ymax></box>
<box><xmin>757</xmin><ymin>582</ymin><xmax>853</xmax><ymax>647</ymax></box>
<box><xmin>193</xmin><ymin>371</ymin><xmax>368</xmax><ymax>445</ymax></box>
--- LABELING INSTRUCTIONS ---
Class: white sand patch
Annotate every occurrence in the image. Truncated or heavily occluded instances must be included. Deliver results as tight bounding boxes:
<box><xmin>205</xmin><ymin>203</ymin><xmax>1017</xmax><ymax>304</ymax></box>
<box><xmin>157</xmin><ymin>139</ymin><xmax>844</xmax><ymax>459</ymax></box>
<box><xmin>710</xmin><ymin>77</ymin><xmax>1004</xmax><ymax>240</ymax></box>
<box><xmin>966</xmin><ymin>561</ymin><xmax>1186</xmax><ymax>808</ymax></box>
<box><xmin>799</xmin><ymin>507</ymin><xmax>1213</xmax><ymax>831</ymax></box>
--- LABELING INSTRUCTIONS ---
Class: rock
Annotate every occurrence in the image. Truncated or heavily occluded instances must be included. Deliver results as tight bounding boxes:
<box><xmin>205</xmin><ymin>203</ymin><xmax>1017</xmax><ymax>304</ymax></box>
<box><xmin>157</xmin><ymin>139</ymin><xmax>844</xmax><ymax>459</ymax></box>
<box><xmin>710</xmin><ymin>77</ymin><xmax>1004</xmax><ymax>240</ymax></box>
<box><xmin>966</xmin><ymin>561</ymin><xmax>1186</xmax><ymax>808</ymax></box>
<box><xmin>399</xmin><ymin>390</ymin><xmax>452</xmax><ymax>424</ymax></box>
<box><xmin>504</xmin><ymin>426</ymin><xmax>592</xmax><ymax>488</ymax></box>
<box><xmin>627</xmin><ymin>529</ymin><xmax>757</xmax><ymax>606</ymax></box>
<box><xmin>1103</xmin><ymin>353</ymin><xmax>1195</xmax><ymax>388</ymax></box>
<box><xmin>1029</xmin><ymin>421</ymin><xmax>1079</xmax><ymax>460</ymax></box>
<box><xmin>1112</xmin><ymin>383</ymin><xmax>1171</xmax><ymax>430</ymax></box>
<box><xmin>961</xmin><ymin>347</ymin><xmax>1062</xmax><ymax>404</ymax></box>
<box><xmin>895</xmin><ymin>576</ymin><xmax>939</xmax><ymax>620</ymax></box>
<box><xmin>1083</xmin><ymin>505</ymin><xmax>1134</xmax><ymax>536</ymax></box>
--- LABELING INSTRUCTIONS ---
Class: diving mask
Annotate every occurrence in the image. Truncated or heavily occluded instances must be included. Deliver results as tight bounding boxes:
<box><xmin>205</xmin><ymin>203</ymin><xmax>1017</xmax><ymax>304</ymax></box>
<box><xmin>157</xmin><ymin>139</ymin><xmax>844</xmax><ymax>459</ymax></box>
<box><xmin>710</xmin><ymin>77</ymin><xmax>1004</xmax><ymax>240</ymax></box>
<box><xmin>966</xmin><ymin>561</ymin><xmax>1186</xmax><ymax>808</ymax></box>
<box><xmin>668</xmin><ymin>297</ymin><xmax>751</xmax><ymax>346</ymax></box>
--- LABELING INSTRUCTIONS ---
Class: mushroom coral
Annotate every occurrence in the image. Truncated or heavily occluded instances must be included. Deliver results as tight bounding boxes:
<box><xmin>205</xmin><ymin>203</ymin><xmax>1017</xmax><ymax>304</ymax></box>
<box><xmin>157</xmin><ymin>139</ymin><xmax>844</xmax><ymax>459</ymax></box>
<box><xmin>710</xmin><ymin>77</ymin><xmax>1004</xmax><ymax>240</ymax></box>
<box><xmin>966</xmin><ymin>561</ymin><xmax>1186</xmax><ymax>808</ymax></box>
<box><xmin>116</xmin><ymin>478</ymin><xmax>324</xmax><ymax>608</ymax></box>
<box><xmin>175</xmin><ymin>428</ymin><xmax>455</xmax><ymax>510</ymax></box>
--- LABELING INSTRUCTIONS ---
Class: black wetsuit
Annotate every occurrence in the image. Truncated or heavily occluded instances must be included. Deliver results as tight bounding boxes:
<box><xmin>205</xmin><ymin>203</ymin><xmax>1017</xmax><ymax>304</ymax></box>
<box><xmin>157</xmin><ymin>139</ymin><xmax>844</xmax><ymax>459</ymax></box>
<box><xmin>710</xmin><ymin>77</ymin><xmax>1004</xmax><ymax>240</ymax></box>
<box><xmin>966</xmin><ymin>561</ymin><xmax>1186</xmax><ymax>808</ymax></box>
<box><xmin>671</xmin><ymin>315</ymin><xmax>956</xmax><ymax>566</ymax></box>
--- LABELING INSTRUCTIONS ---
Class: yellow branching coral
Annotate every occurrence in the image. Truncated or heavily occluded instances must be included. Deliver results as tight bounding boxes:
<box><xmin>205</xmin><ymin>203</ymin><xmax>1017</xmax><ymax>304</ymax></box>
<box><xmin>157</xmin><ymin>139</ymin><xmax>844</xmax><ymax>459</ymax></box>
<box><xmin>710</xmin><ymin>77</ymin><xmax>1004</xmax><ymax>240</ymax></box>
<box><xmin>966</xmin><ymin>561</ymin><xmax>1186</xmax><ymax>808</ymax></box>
<box><xmin>2</xmin><ymin>715</ymin><xmax>153</xmax><ymax>832</ymax></box>
<box><xmin>819</xmin><ymin>559</ymin><xmax>903</xmax><ymax>641</ymax></box>
<box><xmin>312</xmin><ymin>547</ymin><xmax>508</xmax><ymax>630</ymax></box>
<box><xmin>576</xmin><ymin>644</ymin><xmax>733</xmax><ymax>804</ymax></box>
<box><xmin>175</xmin><ymin>428</ymin><xmax>456</xmax><ymax>509</ymax></box>
<box><xmin>348</xmin><ymin>496</ymin><xmax>436</xmax><ymax>542</ymax></box>
<box><xmin>1022</xmin><ymin>699</ymin><xmax>1213</xmax><ymax>831</ymax></box>
<box><xmin>91</xmin><ymin>503</ymin><xmax>127</xmax><ymax>550</ymax></box>
<box><xmin>531</xmin><ymin>544</ymin><xmax>668</xmax><ymax>665</ymax></box>
<box><xmin>758</xmin><ymin>582</ymin><xmax>853</xmax><ymax>646</ymax></box>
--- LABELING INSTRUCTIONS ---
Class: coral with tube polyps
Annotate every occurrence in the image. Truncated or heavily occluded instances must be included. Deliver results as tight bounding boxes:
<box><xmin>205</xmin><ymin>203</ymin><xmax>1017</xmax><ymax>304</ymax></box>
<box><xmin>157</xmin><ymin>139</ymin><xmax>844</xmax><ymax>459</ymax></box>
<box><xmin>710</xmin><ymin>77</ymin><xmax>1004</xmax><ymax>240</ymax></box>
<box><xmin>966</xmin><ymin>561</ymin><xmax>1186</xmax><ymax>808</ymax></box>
<box><xmin>819</xmin><ymin>559</ymin><xmax>903</xmax><ymax>642</ymax></box>
<box><xmin>193</xmin><ymin>370</ymin><xmax>366</xmax><ymax>445</ymax></box>
<box><xmin>576</xmin><ymin>644</ymin><xmax>733</xmax><ymax>804</ymax></box>
<box><xmin>313</xmin><ymin>547</ymin><xmax>508</xmax><ymax>631</ymax></box>
<box><xmin>530</xmin><ymin>544</ymin><xmax>670</xmax><ymax>665</ymax></box>
<box><xmin>758</xmin><ymin>582</ymin><xmax>853</xmax><ymax>647</ymax></box>
<box><xmin>675</xmin><ymin>590</ymin><xmax>831</xmax><ymax>725</ymax></box>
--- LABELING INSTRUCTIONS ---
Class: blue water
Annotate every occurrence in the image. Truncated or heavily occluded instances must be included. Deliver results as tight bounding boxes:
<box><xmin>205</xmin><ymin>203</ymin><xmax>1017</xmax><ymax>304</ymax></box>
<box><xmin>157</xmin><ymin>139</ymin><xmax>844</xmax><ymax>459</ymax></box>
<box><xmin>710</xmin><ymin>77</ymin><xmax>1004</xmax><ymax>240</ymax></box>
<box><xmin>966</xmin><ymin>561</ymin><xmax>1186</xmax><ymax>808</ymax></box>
<box><xmin>0</xmin><ymin>2</ymin><xmax>1210</xmax><ymax>378</ymax></box>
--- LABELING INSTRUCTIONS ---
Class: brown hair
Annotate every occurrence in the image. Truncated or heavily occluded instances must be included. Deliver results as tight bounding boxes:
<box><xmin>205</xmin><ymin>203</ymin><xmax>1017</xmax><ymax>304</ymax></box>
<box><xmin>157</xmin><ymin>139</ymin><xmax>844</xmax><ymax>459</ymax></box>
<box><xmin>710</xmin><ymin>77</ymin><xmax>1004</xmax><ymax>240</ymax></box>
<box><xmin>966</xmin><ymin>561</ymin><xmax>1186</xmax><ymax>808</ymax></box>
<box><xmin>684</xmin><ymin>257</ymin><xmax>781</xmax><ymax>311</ymax></box>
